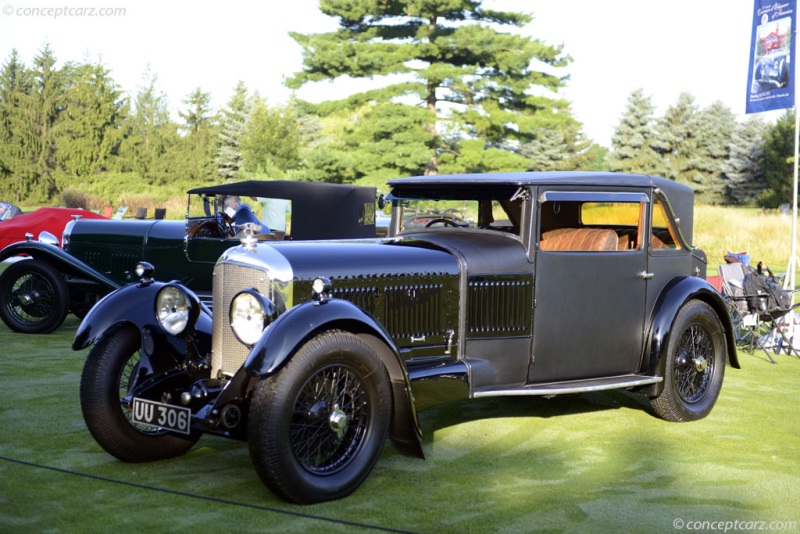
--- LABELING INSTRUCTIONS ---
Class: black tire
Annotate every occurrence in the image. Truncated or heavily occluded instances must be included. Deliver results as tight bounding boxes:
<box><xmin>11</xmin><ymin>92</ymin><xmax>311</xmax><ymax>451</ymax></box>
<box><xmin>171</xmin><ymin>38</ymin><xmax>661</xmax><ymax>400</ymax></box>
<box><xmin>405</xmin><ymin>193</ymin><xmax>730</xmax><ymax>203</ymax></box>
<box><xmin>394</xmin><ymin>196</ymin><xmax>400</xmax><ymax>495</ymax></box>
<box><xmin>248</xmin><ymin>330</ymin><xmax>391</xmax><ymax>504</ymax></box>
<box><xmin>0</xmin><ymin>259</ymin><xmax>69</xmax><ymax>334</ymax></box>
<box><xmin>651</xmin><ymin>300</ymin><xmax>726</xmax><ymax>422</ymax></box>
<box><xmin>80</xmin><ymin>323</ymin><xmax>199</xmax><ymax>462</ymax></box>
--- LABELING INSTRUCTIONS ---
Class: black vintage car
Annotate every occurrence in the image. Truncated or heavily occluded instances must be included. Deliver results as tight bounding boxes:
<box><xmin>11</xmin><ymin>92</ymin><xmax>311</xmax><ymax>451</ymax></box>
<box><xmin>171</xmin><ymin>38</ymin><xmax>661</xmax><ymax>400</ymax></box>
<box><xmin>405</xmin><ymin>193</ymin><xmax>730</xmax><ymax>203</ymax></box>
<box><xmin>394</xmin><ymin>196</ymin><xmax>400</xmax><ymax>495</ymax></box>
<box><xmin>74</xmin><ymin>172</ymin><xmax>737</xmax><ymax>504</ymax></box>
<box><xmin>0</xmin><ymin>181</ymin><xmax>377</xmax><ymax>334</ymax></box>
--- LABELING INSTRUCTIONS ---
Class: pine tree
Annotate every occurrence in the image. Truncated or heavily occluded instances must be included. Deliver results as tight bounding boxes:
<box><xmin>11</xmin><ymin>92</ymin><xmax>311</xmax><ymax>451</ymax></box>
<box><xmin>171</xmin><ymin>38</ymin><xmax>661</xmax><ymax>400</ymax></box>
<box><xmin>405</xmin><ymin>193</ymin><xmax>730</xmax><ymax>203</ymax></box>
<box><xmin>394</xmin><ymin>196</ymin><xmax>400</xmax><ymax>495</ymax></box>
<box><xmin>761</xmin><ymin>109</ymin><xmax>795</xmax><ymax>208</ymax></box>
<box><xmin>118</xmin><ymin>67</ymin><xmax>178</xmax><ymax>184</ymax></box>
<box><xmin>288</xmin><ymin>0</ymin><xmax>579</xmax><ymax>179</ymax></box>
<box><xmin>652</xmin><ymin>92</ymin><xmax>698</xmax><ymax>181</ymax></box>
<box><xmin>216</xmin><ymin>81</ymin><xmax>250</xmax><ymax>181</ymax></box>
<box><xmin>242</xmin><ymin>97</ymin><xmax>304</xmax><ymax>174</ymax></box>
<box><xmin>688</xmin><ymin>101</ymin><xmax>736</xmax><ymax>203</ymax></box>
<box><xmin>721</xmin><ymin>117</ymin><xmax>767</xmax><ymax>204</ymax></box>
<box><xmin>0</xmin><ymin>49</ymin><xmax>35</xmax><ymax>203</ymax></box>
<box><xmin>178</xmin><ymin>87</ymin><xmax>216</xmax><ymax>184</ymax></box>
<box><xmin>607</xmin><ymin>88</ymin><xmax>660</xmax><ymax>175</ymax></box>
<box><xmin>57</xmin><ymin>62</ymin><xmax>127</xmax><ymax>180</ymax></box>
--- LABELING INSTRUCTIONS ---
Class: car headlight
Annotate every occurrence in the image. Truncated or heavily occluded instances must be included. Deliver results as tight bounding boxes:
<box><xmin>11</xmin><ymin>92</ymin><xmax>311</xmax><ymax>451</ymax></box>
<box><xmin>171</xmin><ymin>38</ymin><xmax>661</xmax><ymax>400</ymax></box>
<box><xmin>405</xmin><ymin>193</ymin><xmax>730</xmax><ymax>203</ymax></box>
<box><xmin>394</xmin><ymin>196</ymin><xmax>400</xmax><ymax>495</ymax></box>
<box><xmin>230</xmin><ymin>289</ymin><xmax>278</xmax><ymax>347</ymax></box>
<box><xmin>156</xmin><ymin>286</ymin><xmax>190</xmax><ymax>335</ymax></box>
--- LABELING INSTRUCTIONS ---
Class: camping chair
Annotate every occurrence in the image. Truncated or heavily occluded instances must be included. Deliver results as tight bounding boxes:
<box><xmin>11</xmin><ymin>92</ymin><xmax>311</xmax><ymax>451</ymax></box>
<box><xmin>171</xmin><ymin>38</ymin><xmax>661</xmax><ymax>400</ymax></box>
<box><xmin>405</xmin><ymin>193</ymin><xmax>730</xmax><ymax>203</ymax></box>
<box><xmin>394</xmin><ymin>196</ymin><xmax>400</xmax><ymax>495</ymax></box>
<box><xmin>743</xmin><ymin>270</ymin><xmax>800</xmax><ymax>361</ymax></box>
<box><xmin>719</xmin><ymin>263</ymin><xmax>776</xmax><ymax>363</ymax></box>
<box><xmin>112</xmin><ymin>206</ymin><xmax>128</xmax><ymax>220</ymax></box>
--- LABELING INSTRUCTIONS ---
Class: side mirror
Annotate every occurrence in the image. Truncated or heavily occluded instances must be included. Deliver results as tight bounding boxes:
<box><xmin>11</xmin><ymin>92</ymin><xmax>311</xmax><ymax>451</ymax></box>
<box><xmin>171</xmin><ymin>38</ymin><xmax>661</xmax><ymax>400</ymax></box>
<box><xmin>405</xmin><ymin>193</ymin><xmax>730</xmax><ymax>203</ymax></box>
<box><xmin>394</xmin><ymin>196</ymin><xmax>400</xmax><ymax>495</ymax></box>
<box><xmin>377</xmin><ymin>194</ymin><xmax>387</xmax><ymax>210</ymax></box>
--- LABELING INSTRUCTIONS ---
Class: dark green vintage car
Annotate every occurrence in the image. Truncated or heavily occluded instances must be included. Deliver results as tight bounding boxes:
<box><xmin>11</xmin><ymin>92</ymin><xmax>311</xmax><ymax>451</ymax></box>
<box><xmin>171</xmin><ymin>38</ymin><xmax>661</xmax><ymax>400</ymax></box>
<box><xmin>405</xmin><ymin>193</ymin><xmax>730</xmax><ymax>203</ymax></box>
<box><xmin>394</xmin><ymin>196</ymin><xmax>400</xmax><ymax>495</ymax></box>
<box><xmin>0</xmin><ymin>181</ymin><xmax>378</xmax><ymax>334</ymax></box>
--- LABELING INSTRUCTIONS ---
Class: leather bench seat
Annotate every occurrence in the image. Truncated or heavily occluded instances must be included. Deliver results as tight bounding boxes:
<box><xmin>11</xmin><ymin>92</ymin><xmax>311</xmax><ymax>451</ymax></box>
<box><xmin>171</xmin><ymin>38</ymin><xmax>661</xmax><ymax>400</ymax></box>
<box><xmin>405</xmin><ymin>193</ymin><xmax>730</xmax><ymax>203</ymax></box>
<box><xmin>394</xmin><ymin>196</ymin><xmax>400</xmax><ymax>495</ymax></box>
<box><xmin>540</xmin><ymin>228</ymin><xmax>619</xmax><ymax>251</ymax></box>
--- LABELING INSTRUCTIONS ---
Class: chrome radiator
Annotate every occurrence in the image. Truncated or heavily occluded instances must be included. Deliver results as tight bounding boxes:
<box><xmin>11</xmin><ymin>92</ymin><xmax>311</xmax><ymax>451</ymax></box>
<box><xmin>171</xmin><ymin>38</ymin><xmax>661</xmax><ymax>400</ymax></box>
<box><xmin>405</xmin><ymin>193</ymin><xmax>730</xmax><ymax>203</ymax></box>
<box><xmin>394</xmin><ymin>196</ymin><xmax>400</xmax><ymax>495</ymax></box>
<box><xmin>211</xmin><ymin>261</ymin><xmax>272</xmax><ymax>378</ymax></box>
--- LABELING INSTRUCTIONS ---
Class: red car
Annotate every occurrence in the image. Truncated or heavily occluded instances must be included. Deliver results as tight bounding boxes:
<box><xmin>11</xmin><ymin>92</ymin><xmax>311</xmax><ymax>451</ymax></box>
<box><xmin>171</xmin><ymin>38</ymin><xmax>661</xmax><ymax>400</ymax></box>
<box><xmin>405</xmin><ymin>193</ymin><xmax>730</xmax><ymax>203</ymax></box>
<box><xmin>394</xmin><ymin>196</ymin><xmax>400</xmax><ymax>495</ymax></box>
<box><xmin>0</xmin><ymin>205</ymin><xmax>106</xmax><ymax>250</ymax></box>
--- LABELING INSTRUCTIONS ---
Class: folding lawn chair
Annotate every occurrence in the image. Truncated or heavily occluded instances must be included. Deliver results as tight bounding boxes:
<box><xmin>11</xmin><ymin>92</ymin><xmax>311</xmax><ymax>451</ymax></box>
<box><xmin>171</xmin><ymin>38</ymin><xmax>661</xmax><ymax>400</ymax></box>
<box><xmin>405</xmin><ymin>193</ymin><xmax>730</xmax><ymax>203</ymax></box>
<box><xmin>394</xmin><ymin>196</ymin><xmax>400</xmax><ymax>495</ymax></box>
<box><xmin>719</xmin><ymin>263</ymin><xmax>776</xmax><ymax>363</ymax></box>
<box><xmin>720</xmin><ymin>262</ymin><xmax>800</xmax><ymax>363</ymax></box>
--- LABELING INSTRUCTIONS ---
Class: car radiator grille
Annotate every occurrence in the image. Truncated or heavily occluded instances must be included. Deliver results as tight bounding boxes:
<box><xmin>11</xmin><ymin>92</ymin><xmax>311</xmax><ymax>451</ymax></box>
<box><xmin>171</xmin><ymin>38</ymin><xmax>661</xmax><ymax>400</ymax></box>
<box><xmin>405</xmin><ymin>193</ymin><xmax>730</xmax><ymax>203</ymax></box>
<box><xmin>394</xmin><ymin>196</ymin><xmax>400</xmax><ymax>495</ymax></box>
<box><xmin>211</xmin><ymin>262</ymin><xmax>272</xmax><ymax>377</ymax></box>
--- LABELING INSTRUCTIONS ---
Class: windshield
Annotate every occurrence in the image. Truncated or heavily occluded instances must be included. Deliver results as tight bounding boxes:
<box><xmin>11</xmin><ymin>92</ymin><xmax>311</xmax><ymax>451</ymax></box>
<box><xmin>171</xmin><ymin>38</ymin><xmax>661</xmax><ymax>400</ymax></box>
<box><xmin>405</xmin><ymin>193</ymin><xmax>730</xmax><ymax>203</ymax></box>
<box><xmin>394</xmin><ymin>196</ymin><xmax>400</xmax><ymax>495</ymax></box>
<box><xmin>0</xmin><ymin>202</ymin><xmax>18</xmax><ymax>221</ymax></box>
<box><xmin>390</xmin><ymin>186</ymin><xmax>524</xmax><ymax>236</ymax></box>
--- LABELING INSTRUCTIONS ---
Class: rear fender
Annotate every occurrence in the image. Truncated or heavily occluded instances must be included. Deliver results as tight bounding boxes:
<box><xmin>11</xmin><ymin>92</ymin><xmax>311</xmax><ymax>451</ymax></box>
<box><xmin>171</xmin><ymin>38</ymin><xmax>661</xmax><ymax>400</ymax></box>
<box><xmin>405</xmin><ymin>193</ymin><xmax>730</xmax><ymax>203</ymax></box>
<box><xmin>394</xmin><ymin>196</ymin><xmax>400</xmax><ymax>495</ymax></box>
<box><xmin>645</xmin><ymin>276</ymin><xmax>738</xmax><ymax>395</ymax></box>
<box><xmin>0</xmin><ymin>240</ymin><xmax>121</xmax><ymax>290</ymax></box>
<box><xmin>239</xmin><ymin>298</ymin><xmax>424</xmax><ymax>459</ymax></box>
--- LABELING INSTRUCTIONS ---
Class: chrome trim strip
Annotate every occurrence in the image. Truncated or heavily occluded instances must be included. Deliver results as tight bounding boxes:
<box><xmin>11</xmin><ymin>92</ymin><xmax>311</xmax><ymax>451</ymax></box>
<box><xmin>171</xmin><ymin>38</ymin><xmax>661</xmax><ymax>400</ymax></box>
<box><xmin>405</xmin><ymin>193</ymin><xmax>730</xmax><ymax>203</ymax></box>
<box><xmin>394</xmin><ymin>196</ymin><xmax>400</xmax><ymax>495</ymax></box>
<box><xmin>473</xmin><ymin>376</ymin><xmax>662</xmax><ymax>398</ymax></box>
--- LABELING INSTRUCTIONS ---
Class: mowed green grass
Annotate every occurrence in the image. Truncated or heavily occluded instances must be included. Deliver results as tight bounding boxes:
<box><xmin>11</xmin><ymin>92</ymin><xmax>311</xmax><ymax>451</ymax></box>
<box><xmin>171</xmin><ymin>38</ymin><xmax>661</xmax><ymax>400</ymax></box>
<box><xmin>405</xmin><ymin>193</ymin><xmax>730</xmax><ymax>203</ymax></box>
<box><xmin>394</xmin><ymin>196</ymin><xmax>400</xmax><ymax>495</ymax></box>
<box><xmin>1</xmin><ymin>312</ymin><xmax>799</xmax><ymax>533</ymax></box>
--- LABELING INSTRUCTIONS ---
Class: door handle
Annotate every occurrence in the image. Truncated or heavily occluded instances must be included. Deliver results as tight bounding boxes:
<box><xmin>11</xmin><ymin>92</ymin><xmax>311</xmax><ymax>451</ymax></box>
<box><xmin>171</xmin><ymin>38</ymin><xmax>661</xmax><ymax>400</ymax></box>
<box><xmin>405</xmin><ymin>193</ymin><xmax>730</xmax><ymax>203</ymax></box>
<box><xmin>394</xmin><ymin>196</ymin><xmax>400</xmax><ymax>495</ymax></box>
<box><xmin>640</xmin><ymin>271</ymin><xmax>654</xmax><ymax>279</ymax></box>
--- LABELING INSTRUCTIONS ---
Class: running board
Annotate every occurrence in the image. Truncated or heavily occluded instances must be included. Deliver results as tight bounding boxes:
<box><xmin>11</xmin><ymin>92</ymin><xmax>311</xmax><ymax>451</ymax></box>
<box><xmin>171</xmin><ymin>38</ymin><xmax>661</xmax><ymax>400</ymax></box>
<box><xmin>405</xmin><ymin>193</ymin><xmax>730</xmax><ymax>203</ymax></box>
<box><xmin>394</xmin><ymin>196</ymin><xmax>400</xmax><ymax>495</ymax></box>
<box><xmin>473</xmin><ymin>375</ymin><xmax>662</xmax><ymax>398</ymax></box>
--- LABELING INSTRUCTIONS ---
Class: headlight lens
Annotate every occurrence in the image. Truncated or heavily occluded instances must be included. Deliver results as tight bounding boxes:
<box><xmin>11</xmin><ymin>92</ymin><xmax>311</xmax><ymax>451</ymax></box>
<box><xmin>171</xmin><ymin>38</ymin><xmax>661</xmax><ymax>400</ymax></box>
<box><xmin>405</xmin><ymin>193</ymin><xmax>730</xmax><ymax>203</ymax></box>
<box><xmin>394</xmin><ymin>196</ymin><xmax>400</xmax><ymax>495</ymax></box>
<box><xmin>230</xmin><ymin>289</ymin><xmax>276</xmax><ymax>346</ymax></box>
<box><xmin>156</xmin><ymin>286</ymin><xmax>190</xmax><ymax>335</ymax></box>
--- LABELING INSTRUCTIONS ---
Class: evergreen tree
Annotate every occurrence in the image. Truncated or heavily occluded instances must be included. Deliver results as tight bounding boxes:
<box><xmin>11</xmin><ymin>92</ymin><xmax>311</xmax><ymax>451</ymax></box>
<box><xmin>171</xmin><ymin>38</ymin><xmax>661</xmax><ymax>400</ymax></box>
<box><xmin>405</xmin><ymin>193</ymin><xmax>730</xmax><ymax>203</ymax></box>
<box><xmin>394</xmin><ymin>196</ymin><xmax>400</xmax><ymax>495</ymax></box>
<box><xmin>288</xmin><ymin>0</ymin><xmax>580</xmax><ymax>180</ymax></box>
<box><xmin>688</xmin><ymin>101</ymin><xmax>736</xmax><ymax>203</ymax></box>
<box><xmin>721</xmin><ymin>117</ymin><xmax>767</xmax><ymax>204</ymax></box>
<box><xmin>651</xmin><ymin>92</ymin><xmax>698</xmax><ymax>181</ymax></box>
<box><xmin>27</xmin><ymin>44</ymin><xmax>67</xmax><ymax>202</ymax></box>
<box><xmin>0</xmin><ymin>49</ymin><xmax>35</xmax><ymax>203</ymax></box>
<box><xmin>607</xmin><ymin>89</ymin><xmax>660</xmax><ymax>175</ymax></box>
<box><xmin>178</xmin><ymin>87</ymin><xmax>216</xmax><ymax>184</ymax></box>
<box><xmin>118</xmin><ymin>68</ymin><xmax>178</xmax><ymax>184</ymax></box>
<box><xmin>216</xmin><ymin>81</ymin><xmax>250</xmax><ymax>181</ymax></box>
<box><xmin>519</xmin><ymin>124</ymin><xmax>595</xmax><ymax>171</ymax></box>
<box><xmin>57</xmin><ymin>62</ymin><xmax>127</xmax><ymax>180</ymax></box>
<box><xmin>242</xmin><ymin>97</ymin><xmax>304</xmax><ymax>173</ymax></box>
<box><xmin>761</xmin><ymin>109</ymin><xmax>795</xmax><ymax>208</ymax></box>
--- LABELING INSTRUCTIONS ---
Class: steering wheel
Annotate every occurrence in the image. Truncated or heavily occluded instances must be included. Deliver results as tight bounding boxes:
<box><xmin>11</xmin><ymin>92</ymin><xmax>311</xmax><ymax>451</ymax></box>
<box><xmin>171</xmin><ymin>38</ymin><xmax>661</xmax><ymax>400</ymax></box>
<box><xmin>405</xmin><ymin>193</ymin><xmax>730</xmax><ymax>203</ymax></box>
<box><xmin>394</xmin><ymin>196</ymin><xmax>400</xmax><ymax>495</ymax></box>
<box><xmin>217</xmin><ymin>212</ymin><xmax>236</xmax><ymax>237</ymax></box>
<box><xmin>425</xmin><ymin>218</ymin><xmax>459</xmax><ymax>228</ymax></box>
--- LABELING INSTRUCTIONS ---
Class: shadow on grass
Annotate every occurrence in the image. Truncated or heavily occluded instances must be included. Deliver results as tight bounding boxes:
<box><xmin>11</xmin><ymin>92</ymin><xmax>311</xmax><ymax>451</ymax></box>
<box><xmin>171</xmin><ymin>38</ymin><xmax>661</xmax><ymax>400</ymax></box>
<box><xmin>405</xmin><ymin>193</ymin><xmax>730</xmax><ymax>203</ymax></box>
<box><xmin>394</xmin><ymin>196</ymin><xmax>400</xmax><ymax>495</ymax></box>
<box><xmin>2</xmin><ymin>316</ymin><xmax>799</xmax><ymax>532</ymax></box>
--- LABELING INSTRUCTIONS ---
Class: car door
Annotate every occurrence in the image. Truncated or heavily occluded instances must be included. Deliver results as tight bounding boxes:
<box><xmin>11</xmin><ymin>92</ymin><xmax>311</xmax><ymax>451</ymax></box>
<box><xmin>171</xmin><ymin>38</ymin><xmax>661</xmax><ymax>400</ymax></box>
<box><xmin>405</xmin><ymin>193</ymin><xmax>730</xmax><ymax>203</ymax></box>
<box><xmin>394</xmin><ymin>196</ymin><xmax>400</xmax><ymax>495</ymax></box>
<box><xmin>529</xmin><ymin>190</ymin><xmax>650</xmax><ymax>383</ymax></box>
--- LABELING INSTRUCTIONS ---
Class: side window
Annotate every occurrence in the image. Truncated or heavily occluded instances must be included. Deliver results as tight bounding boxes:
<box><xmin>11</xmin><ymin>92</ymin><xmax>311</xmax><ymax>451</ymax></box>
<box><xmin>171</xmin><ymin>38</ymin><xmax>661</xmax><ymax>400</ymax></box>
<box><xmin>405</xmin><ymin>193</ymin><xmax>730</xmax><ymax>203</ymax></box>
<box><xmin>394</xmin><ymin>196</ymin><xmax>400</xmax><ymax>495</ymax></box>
<box><xmin>651</xmin><ymin>198</ymin><xmax>681</xmax><ymax>250</ymax></box>
<box><xmin>538</xmin><ymin>200</ymin><xmax>644</xmax><ymax>252</ymax></box>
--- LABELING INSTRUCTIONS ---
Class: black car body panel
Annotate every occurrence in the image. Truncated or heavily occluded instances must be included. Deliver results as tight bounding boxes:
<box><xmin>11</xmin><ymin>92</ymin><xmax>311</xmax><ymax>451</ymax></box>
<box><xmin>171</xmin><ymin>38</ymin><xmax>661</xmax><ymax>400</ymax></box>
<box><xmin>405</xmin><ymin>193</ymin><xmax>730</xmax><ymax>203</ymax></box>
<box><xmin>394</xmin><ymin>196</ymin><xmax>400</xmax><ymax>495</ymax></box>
<box><xmin>75</xmin><ymin>171</ymin><xmax>738</xmax><ymax>504</ymax></box>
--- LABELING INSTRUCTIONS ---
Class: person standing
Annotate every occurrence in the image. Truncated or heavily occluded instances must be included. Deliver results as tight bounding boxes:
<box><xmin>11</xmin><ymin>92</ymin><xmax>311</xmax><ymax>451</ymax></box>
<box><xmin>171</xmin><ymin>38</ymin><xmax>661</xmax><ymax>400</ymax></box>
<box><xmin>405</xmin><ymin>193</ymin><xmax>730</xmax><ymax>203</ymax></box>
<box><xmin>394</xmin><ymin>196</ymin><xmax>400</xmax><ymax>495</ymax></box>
<box><xmin>252</xmin><ymin>197</ymin><xmax>290</xmax><ymax>238</ymax></box>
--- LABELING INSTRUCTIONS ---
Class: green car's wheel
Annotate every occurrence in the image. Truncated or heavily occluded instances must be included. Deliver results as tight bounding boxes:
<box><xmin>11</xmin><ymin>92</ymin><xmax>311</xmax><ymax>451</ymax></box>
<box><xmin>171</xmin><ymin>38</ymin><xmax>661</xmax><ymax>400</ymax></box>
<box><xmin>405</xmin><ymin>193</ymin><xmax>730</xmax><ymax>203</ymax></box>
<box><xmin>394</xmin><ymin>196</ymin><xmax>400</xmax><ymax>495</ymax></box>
<box><xmin>0</xmin><ymin>259</ymin><xmax>69</xmax><ymax>334</ymax></box>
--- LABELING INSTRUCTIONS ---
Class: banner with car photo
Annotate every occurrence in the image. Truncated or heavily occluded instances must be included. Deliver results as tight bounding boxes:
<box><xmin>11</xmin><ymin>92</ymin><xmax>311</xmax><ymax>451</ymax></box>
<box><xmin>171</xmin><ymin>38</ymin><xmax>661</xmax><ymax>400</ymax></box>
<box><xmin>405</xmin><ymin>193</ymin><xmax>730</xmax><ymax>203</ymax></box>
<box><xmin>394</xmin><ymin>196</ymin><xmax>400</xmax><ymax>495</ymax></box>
<box><xmin>746</xmin><ymin>0</ymin><xmax>796</xmax><ymax>113</ymax></box>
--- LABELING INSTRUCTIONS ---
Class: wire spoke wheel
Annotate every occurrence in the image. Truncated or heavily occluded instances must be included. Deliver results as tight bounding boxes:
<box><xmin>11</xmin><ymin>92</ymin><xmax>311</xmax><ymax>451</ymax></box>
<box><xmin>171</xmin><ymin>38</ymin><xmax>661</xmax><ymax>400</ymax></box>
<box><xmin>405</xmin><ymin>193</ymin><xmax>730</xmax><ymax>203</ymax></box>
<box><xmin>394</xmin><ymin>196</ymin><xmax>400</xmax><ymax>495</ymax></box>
<box><xmin>291</xmin><ymin>364</ymin><xmax>369</xmax><ymax>474</ymax></box>
<box><xmin>651</xmin><ymin>300</ymin><xmax>726</xmax><ymax>422</ymax></box>
<box><xmin>80</xmin><ymin>323</ymin><xmax>199</xmax><ymax>462</ymax></box>
<box><xmin>0</xmin><ymin>260</ymin><xmax>69</xmax><ymax>334</ymax></box>
<box><xmin>673</xmin><ymin>324</ymin><xmax>714</xmax><ymax>403</ymax></box>
<box><xmin>248</xmin><ymin>330</ymin><xmax>391</xmax><ymax>504</ymax></box>
<box><xmin>8</xmin><ymin>271</ymin><xmax>56</xmax><ymax>323</ymax></box>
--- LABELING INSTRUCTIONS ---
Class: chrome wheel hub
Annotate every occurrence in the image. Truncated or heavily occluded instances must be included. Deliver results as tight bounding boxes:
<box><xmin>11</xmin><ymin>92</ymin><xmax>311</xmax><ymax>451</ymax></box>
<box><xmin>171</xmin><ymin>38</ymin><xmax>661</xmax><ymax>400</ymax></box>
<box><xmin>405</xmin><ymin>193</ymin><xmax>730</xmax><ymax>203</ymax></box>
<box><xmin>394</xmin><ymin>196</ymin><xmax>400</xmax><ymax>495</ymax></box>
<box><xmin>328</xmin><ymin>404</ymin><xmax>349</xmax><ymax>440</ymax></box>
<box><xmin>693</xmin><ymin>355</ymin><xmax>707</xmax><ymax>372</ymax></box>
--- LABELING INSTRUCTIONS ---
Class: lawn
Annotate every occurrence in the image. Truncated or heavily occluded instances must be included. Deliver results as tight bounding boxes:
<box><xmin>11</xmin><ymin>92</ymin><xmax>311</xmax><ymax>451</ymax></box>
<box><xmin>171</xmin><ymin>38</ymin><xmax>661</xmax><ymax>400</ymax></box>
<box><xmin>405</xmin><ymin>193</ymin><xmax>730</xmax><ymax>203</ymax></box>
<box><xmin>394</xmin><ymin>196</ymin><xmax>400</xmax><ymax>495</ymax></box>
<box><xmin>1</xmin><ymin>313</ymin><xmax>799</xmax><ymax>533</ymax></box>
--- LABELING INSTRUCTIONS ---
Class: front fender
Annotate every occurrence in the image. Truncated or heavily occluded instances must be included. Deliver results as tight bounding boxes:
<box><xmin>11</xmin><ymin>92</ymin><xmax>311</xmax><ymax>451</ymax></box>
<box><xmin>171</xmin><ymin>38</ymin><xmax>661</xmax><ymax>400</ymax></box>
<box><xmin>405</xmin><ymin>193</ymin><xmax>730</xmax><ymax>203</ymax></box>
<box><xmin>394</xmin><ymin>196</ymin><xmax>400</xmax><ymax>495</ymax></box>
<box><xmin>645</xmin><ymin>276</ymin><xmax>738</xmax><ymax>393</ymax></box>
<box><xmin>239</xmin><ymin>298</ymin><xmax>424</xmax><ymax>459</ymax></box>
<box><xmin>0</xmin><ymin>240</ymin><xmax>120</xmax><ymax>290</ymax></box>
<box><xmin>72</xmin><ymin>280</ymin><xmax>212</xmax><ymax>352</ymax></box>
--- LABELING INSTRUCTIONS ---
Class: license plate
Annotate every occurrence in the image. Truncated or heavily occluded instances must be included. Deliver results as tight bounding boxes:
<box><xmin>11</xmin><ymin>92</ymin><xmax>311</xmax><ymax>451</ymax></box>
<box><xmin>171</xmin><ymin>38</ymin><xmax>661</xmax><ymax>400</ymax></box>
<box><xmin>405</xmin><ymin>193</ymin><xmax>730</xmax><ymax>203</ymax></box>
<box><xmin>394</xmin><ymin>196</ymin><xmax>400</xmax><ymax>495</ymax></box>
<box><xmin>132</xmin><ymin>398</ymin><xmax>191</xmax><ymax>435</ymax></box>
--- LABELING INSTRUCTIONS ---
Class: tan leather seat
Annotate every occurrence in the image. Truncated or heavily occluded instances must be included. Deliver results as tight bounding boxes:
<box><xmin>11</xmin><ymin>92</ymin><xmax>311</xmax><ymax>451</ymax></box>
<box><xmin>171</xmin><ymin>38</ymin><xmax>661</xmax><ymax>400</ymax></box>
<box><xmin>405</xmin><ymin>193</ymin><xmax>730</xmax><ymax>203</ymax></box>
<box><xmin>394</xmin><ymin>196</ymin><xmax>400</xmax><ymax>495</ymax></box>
<box><xmin>540</xmin><ymin>228</ymin><xmax>618</xmax><ymax>251</ymax></box>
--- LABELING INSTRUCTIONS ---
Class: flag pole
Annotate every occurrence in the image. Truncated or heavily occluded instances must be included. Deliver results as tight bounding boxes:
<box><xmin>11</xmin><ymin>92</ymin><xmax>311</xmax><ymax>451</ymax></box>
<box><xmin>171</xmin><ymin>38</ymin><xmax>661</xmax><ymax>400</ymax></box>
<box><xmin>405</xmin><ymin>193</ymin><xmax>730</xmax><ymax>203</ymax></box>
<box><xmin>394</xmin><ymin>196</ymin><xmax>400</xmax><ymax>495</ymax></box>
<box><xmin>787</xmin><ymin>22</ymin><xmax>800</xmax><ymax>291</ymax></box>
<box><xmin>789</xmin><ymin>102</ymin><xmax>799</xmax><ymax>290</ymax></box>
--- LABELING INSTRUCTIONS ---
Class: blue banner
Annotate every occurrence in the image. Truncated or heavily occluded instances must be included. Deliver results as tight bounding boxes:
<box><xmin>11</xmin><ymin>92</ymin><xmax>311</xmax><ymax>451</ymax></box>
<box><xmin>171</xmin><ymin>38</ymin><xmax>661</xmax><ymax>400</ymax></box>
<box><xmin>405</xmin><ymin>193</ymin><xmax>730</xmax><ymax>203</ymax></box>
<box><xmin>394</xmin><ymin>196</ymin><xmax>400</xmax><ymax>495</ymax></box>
<box><xmin>746</xmin><ymin>0</ymin><xmax>796</xmax><ymax>114</ymax></box>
